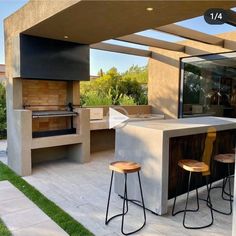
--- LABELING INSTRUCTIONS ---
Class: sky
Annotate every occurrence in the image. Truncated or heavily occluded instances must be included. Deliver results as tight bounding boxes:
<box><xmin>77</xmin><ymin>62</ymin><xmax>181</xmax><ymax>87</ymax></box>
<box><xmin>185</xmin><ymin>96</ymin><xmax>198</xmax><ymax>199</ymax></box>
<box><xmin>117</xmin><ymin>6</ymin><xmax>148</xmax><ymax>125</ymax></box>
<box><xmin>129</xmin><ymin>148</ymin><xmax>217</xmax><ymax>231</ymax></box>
<box><xmin>0</xmin><ymin>1</ymin><xmax>235</xmax><ymax>75</ymax></box>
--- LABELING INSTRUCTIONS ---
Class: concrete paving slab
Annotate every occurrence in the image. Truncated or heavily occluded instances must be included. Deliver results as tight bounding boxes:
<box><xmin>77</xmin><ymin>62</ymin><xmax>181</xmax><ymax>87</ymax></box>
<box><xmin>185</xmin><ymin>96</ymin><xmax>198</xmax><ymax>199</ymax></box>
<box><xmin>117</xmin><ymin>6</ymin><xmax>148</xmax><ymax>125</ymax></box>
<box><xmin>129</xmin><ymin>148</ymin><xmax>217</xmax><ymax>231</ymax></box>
<box><xmin>12</xmin><ymin>220</ymin><xmax>68</xmax><ymax>236</ymax></box>
<box><xmin>23</xmin><ymin>150</ymin><xmax>233</xmax><ymax>236</ymax></box>
<box><xmin>0</xmin><ymin>196</ymin><xmax>35</xmax><ymax>216</ymax></box>
<box><xmin>0</xmin><ymin>181</ymin><xmax>13</xmax><ymax>189</ymax></box>
<box><xmin>2</xmin><ymin>208</ymin><xmax>48</xmax><ymax>231</ymax></box>
<box><xmin>0</xmin><ymin>141</ymin><xmax>233</xmax><ymax>236</ymax></box>
<box><xmin>0</xmin><ymin>181</ymin><xmax>68</xmax><ymax>236</ymax></box>
<box><xmin>0</xmin><ymin>186</ymin><xmax>25</xmax><ymax>202</ymax></box>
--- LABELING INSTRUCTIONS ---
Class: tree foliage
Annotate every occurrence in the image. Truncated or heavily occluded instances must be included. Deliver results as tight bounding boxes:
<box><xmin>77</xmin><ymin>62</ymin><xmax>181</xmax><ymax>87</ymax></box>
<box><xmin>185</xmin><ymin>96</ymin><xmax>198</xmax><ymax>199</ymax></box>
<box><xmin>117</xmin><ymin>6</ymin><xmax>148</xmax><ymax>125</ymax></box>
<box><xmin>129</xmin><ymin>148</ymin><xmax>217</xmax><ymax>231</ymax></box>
<box><xmin>80</xmin><ymin>65</ymin><xmax>148</xmax><ymax>106</ymax></box>
<box><xmin>122</xmin><ymin>65</ymin><xmax>148</xmax><ymax>84</ymax></box>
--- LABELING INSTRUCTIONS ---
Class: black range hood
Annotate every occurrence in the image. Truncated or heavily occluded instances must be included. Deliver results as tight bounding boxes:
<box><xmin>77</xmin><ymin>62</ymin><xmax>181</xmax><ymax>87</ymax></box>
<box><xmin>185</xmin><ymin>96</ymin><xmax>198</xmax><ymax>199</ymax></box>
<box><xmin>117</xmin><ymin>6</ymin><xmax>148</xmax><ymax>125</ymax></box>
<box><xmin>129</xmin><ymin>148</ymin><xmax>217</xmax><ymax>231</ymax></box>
<box><xmin>14</xmin><ymin>34</ymin><xmax>90</xmax><ymax>81</ymax></box>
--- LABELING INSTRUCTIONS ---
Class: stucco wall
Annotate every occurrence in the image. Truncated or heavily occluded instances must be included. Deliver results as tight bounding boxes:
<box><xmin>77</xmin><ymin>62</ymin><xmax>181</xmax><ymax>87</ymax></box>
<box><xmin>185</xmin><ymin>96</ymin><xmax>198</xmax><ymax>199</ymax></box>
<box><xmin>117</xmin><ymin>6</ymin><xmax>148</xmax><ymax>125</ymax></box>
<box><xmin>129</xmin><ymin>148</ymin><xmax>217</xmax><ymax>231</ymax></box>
<box><xmin>148</xmin><ymin>31</ymin><xmax>236</xmax><ymax>119</ymax></box>
<box><xmin>4</xmin><ymin>0</ymin><xmax>86</xmax><ymax>176</ymax></box>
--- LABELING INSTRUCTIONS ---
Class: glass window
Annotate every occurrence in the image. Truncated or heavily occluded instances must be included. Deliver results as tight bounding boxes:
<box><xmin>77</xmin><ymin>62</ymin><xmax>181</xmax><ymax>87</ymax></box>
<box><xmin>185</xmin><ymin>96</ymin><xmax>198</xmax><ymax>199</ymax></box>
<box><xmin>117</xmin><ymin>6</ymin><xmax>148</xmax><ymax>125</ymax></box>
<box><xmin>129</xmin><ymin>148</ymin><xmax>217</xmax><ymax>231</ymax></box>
<box><xmin>180</xmin><ymin>52</ymin><xmax>236</xmax><ymax>118</ymax></box>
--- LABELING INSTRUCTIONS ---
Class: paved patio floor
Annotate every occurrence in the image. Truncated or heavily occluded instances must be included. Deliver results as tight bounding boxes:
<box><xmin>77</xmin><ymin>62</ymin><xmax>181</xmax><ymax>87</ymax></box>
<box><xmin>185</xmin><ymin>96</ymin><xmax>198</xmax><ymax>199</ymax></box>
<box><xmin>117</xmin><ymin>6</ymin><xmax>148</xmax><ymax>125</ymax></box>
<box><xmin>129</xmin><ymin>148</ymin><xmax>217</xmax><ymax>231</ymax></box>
<box><xmin>0</xmin><ymin>181</ymin><xmax>68</xmax><ymax>236</ymax></box>
<box><xmin>0</xmin><ymin>144</ymin><xmax>233</xmax><ymax>236</ymax></box>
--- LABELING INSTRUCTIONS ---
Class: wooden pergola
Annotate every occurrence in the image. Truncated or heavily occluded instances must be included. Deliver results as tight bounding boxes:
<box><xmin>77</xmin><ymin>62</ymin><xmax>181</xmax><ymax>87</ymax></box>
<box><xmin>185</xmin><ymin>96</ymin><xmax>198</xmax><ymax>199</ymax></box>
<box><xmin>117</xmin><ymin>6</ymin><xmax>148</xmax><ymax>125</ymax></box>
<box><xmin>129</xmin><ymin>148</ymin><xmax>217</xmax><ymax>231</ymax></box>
<box><xmin>91</xmin><ymin>10</ymin><xmax>236</xmax><ymax>57</ymax></box>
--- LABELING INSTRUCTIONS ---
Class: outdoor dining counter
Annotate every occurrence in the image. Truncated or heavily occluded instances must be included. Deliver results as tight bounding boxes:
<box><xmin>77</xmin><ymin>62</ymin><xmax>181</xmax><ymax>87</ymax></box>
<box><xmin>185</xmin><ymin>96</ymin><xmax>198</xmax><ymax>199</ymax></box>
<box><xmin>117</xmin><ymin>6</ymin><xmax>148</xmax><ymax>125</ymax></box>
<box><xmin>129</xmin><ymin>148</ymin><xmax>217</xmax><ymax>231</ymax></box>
<box><xmin>114</xmin><ymin>116</ymin><xmax>236</xmax><ymax>215</ymax></box>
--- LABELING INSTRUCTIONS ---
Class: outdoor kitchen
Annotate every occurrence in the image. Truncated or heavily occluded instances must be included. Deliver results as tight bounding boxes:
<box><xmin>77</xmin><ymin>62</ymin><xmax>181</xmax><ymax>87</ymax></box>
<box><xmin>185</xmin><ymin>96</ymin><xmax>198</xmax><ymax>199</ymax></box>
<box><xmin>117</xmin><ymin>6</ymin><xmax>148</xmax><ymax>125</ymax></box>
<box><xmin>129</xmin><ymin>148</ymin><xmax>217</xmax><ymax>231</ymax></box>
<box><xmin>7</xmin><ymin>34</ymin><xmax>91</xmax><ymax>175</ymax></box>
<box><xmin>3</xmin><ymin>1</ymin><xmax>236</xmax><ymax>235</ymax></box>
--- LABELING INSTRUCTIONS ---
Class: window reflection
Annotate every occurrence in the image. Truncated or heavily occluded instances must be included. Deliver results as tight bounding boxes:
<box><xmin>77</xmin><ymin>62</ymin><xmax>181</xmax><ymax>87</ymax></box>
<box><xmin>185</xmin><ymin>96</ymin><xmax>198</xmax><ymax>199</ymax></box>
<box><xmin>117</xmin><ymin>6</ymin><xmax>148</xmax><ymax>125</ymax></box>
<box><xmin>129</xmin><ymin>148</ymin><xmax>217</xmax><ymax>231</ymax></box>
<box><xmin>182</xmin><ymin>53</ymin><xmax>236</xmax><ymax>118</ymax></box>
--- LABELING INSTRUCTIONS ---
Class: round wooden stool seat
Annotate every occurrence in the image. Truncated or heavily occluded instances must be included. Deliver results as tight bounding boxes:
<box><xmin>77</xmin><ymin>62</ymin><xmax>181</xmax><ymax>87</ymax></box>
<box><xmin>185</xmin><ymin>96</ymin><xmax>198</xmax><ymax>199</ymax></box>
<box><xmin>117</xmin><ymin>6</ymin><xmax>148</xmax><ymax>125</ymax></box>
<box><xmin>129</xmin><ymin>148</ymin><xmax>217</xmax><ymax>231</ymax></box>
<box><xmin>214</xmin><ymin>154</ymin><xmax>235</xmax><ymax>164</ymax></box>
<box><xmin>109</xmin><ymin>161</ymin><xmax>141</xmax><ymax>174</ymax></box>
<box><xmin>178</xmin><ymin>159</ymin><xmax>209</xmax><ymax>172</ymax></box>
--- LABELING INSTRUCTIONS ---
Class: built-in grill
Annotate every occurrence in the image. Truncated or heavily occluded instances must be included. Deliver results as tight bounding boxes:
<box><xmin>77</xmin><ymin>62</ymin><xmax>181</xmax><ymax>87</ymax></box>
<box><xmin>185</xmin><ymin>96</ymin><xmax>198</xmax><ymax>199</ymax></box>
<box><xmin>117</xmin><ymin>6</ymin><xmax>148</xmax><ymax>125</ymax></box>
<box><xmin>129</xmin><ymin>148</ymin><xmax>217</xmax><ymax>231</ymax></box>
<box><xmin>31</xmin><ymin>109</ymin><xmax>78</xmax><ymax>138</ymax></box>
<box><xmin>8</xmin><ymin>34</ymin><xmax>91</xmax><ymax>176</ymax></box>
<box><xmin>23</xmin><ymin>101</ymin><xmax>80</xmax><ymax>138</ymax></box>
<box><xmin>32</xmin><ymin>110</ymin><xmax>78</xmax><ymax>118</ymax></box>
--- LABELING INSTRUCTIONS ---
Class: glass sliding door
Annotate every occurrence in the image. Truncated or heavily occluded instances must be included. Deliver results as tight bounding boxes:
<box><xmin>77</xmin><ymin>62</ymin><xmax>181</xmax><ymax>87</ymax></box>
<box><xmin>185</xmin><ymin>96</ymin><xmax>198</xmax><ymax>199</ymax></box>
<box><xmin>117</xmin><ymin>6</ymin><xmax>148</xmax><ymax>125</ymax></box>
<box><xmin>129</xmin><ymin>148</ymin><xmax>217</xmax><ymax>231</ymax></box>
<box><xmin>180</xmin><ymin>52</ymin><xmax>236</xmax><ymax>118</ymax></box>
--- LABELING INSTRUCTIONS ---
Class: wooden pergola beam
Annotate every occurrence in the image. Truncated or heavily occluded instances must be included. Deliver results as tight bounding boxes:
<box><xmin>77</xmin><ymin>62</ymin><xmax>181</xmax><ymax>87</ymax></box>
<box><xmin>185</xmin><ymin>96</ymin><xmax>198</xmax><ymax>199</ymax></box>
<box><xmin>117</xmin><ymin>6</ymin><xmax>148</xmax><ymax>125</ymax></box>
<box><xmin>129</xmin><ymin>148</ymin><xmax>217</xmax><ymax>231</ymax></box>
<box><xmin>155</xmin><ymin>24</ymin><xmax>224</xmax><ymax>46</ymax></box>
<box><xmin>226</xmin><ymin>10</ymin><xmax>236</xmax><ymax>27</ymax></box>
<box><xmin>116</xmin><ymin>34</ymin><xmax>185</xmax><ymax>52</ymax></box>
<box><xmin>90</xmin><ymin>42</ymin><xmax>151</xmax><ymax>57</ymax></box>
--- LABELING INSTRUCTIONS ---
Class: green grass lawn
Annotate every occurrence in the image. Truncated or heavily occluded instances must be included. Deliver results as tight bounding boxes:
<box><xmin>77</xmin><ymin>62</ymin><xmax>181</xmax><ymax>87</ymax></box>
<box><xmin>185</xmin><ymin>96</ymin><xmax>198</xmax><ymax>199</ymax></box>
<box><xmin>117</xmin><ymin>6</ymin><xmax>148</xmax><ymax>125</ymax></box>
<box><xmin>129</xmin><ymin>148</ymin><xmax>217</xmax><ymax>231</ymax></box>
<box><xmin>0</xmin><ymin>218</ymin><xmax>11</xmax><ymax>236</ymax></box>
<box><xmin>0</xmin><ymin>161</ymin><xmax>93</xmax><ymax>236</ymax></box>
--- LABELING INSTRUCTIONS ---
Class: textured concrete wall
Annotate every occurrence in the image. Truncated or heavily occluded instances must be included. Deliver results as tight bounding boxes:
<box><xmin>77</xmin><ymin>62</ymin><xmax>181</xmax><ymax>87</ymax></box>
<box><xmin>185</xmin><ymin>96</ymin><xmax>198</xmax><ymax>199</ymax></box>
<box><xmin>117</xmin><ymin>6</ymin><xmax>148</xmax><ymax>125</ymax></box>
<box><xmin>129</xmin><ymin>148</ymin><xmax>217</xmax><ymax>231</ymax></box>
<box><xmin>148</xmin><ymin>32</ymin><xmax>236</xmax><ymax>119</ymax></box>
<box><xmin>4</xmin><ymin>1</ymin><xmax>88</xmax><ymax>176</ymax></box>
<box><xmin>7</xmin><ymin>109</ymin><xmax>32</xmax><ymax>175</ymax></box>
<box><xmin>86</xmin><ymin>105</ymin><xmax>152</xmax><ymax>116</ymax></box>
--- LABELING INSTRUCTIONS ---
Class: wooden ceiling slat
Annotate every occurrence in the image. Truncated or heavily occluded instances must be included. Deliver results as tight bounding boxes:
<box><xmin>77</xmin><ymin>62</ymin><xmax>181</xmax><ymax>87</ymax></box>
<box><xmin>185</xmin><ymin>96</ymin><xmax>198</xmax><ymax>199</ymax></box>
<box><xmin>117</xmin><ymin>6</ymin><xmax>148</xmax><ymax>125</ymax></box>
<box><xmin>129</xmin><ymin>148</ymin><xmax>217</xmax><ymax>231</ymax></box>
<box><xmin>155</xmin><ymin>24</ymin><xmax>224</xmax><ymax>46</ymax></box>
<box><xmin>224</xmin><ymin>40</ymin><xmax>236</xmax><ymax>50</ymax></box>
<box><xmin>90</xmin><ymin>42</ymin><xmax>151</xmax><ymax>57</ymax></box>
<box><xmin>116</xmin><ymin>34</ymin><xmax>185</xmax><ymax>52</ymax></box>
<box><xmin>226</xmin><ymin>10</ymin><xmax>236</xmax><ymax>27</ymax></box>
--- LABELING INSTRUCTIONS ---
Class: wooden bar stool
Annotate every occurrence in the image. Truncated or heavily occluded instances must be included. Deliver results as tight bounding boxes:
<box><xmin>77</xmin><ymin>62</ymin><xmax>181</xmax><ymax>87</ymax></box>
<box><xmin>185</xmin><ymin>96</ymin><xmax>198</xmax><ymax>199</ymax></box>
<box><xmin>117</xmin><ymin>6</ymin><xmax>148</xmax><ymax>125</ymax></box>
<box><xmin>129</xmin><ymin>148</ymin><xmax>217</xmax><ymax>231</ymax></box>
<box><xmin>172</xmin><ymin>128</ymin><xmax>216</xmax><ymax>229</ymax></box>
<box><xmin>208</xmin><ymin>153</ymin><xmax>235</xmax><ymax>215</ymax></box>
<box><xmin>105</xmin><ymin>161</ymin><xmax>146</xmax><ymax>235</ymax></box>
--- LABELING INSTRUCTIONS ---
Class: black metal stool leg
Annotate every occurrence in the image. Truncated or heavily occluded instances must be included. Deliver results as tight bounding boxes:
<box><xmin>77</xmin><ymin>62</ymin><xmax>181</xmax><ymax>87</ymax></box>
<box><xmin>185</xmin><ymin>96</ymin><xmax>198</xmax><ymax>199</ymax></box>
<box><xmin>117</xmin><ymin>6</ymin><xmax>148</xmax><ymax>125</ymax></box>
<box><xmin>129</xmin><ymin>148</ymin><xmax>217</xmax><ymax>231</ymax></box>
<box><xmin>121</xmin><ymin>172</ymin><xmax>146</xmax><ymax>235</ymax></box>
<box><xmin>225</xmin><ymin>164</ymin><xmax>233</xmax><ymax>214</ymax></box>
<box><xmin>172</xmin><ymin>165</ymin><xmax>181</xmax><ymax>216</ymax></box>
<box><xmin>193</xmin><ymin>171</ymin><xmax>200</xmax><ymax>212</ymax></box>
<box><xmin>121</xmin><ymin>173</ymin><xmax>128</xmax><ymax>235</ymax></box>
<box><xmin>183</xmin><ymin>171</ymin><xmax>192</xmax><ymax>228</ymax></box>
<box><xmin>222</xmin><ymin>164</ymin><xmax>234</xmax><ymax>202</ymax></box>
<box><xmin>205</xmin><ymin>175</ymin><xmax>214</xmax><ymax>227</ymax></box>
<box><xmin>137</xmin><ymin>171</ymin><xmax>146</xmax><ymax>226</ymax></box>
<box><xmin>222</xmin><ymin>177</ymin><xmax>227</xmax><ymax>199</ymax></box>
<box><xmin>105</xmin><ymin>171</ymin><xmax>129</xmax><ymax>225</ymax></box>
<box><xmin>183</xmin><ymin>173</ymin><xmax>214</xmax><ymax>229</ymax></box>
<box><xmin>105</xmin><ymin>171</ymin><xmax>114</xmax><ymax>225</ymax></box>
<box><xmin>106</xmin><ymin>161</ymin><xmax>147</xmax><ymax>235</ymax></box>
<box><xmin>208</xmin><ymin>163</ymin><xmax>233</xmax><ymax>215</ymax></box>
<box><xmin>223</xmin><ymin>175</ymin><xmax>234</xmax><ymax>199</ymax></box>
<box><xmin>173</xmin><ymin>169</ymin><xmax>199</xmax><ymax>216</ymax></box>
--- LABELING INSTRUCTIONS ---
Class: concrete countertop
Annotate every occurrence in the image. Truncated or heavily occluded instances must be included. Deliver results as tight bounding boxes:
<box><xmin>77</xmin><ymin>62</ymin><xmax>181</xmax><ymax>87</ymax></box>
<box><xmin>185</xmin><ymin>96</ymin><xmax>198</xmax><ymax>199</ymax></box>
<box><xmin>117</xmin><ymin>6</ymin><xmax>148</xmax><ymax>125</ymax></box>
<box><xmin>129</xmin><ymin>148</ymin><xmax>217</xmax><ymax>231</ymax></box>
<box><xmin>90</xmin><ymin>114</ymin><xmax>165</xmax><ymax>130</ymax></box>
<box><xmin>126</xmin><ymin>116</ymin><xmax>236</xmax><ymax>132</ymax></box>
<box><xmin>114</xmin><ymin>116</ymin><xmax>236</xmax><ymax>215</ymax></box>
<box><xmin>90</xmin><ymin>119</ymin><xmax>109</xmax><ymax>130</ymax></box>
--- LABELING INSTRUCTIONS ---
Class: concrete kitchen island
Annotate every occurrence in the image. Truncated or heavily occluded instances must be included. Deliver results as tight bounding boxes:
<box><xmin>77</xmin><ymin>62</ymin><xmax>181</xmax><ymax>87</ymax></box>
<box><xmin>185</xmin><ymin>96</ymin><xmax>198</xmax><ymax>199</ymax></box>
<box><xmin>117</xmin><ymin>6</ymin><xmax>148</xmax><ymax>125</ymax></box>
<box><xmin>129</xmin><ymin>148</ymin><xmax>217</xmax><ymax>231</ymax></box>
<box><xmin>114</xmin><ymin>116</ymin><xmax>236</xmax><ymax>215</ymax></box>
